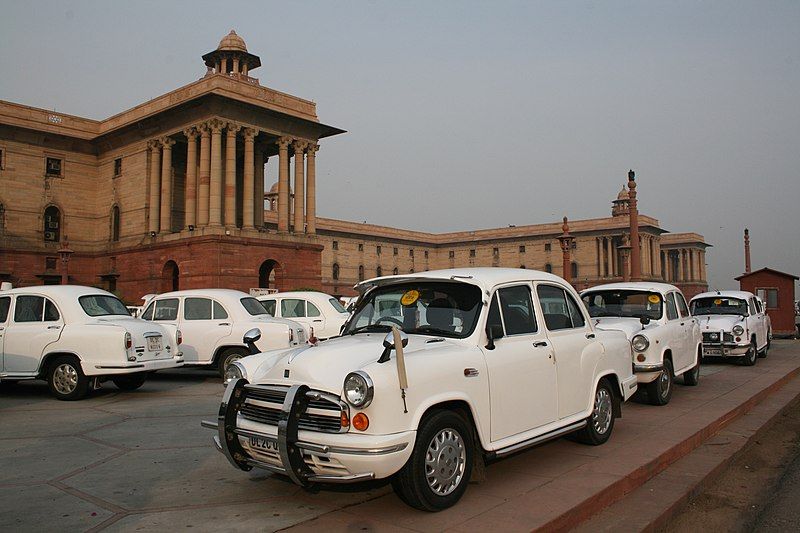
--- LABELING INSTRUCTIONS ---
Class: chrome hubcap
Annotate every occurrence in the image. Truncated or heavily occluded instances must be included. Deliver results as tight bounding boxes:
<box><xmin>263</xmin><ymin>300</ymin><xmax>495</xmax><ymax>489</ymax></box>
<box><xmin>660</xmin><ymin>369</ymin><xmax>671</xmax><ymax>398</ymax></box>
<box><xmin>592</xmin><ymin>388</ymin><xmax>613</xmax><ymax>435</ymax></box>
<box><xmin>53</xmin><ymin>363</ymin><xmax>78</xmax><ymax>395</ymax></box>
<box><xmin>425</xmin><ymin>428</ymin><xmax>466</xmax><ymax>496</ymax></box>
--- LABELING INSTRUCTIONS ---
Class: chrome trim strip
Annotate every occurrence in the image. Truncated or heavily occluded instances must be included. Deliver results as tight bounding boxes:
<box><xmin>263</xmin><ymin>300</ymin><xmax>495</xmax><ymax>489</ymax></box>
<box><xmin>94</xmin><ymin>364</ymin><xmax>145</xmax><ymax>369</ymax></box>
<box><xmin>143</xmin><ymin>331</ymin><xmax>163</xmax><ymax>338</ymax></box>
<box><xmin>327</xmin><ymin>443</ymin><xmax>409</xmax><ymax>456</ymax></box>
<box><xmin>633</xmin><ymin>363</ymin><xmax>664</xmax><ymax>373</ymax></box>
<box><xmin>494</xmin><ymin>420</ymin><xmax>587</xmax><ymax>457</ymax></box>
<box><xmin>201</xmin><ymin>419</ymin><xmax>218</xmax><ymax>430</ymax></box>
<box><xmin>308</xmin><ymin>472</ymin><xmax>375</xmax><ymax>483</ymax></box>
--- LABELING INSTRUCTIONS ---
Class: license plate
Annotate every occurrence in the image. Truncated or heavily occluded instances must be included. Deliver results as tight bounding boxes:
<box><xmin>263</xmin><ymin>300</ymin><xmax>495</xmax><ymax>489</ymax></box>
<box><xmin>147</xmin><ymin>336</ymin><xmax>163</xmax><ymax>351</ymax></box>
<box><xmin>704</xmin><ymin>348</ymin><xmax>722</xmax><ymax>355</ymax></box>
<box><xmin>250</xmin><ymin>436</ymin><xmax>280</xmax><ymax>452</ymax></box>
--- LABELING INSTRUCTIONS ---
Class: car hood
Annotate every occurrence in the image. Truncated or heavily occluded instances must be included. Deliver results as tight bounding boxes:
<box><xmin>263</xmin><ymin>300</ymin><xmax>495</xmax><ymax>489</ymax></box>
<box><xmin>593</xmin><ymin>317</ymin><xmax>656</xmax><ymax>339</ymax></box>
<box><xmin>248</xmin><ymin>332</ymin><xmax>462</xmax><ymax>393</ymax></box>
<box><xmin>696</xmin><ymin>314</ymin><xmax>745</xmax><ymax>331</ymax></box>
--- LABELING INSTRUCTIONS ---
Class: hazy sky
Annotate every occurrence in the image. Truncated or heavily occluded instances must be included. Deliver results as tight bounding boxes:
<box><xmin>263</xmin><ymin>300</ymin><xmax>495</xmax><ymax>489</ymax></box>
<box><xmin>2</xmin><ymin>1</ymin><xmax>798</xmax><ymax>292</ymax></box>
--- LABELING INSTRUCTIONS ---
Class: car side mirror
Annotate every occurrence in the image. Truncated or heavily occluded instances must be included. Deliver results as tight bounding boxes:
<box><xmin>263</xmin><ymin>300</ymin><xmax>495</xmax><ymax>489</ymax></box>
<box><xmin>485</xmin><ymin>323</ymin><xmax>504</xmax><ymax>351</ymax></box>
<box><xmin>378</xmin><ymin>329</ymin><xmax>409</xmax><ymax>363</ymax></box>
<box><xmin>639</xmin><ymin>316</ymin><xmax>651</xmax><ymax>327</ymax></box>
<box><xmin>243</xmin><ymin>328</ymin><xmax>261</xmax><ymax>355</ymax></box>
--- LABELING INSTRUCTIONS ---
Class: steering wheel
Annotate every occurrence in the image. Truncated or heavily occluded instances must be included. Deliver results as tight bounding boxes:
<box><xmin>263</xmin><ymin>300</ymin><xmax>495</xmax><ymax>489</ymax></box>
<box><xmin>374</xmin><ymin>316</ymin><xmax>404</xmax><ymax>328</ymax></box>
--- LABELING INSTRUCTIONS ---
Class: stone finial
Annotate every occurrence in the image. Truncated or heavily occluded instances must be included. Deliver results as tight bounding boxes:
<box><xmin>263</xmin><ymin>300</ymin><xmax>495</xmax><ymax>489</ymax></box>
<box><xmin>561</xmin><ymin>216</ymin><xmax>570</xmax><ymax>234</ymax></box>
<box><xmin>627</xmin><ymin>169</ymin><xmax>636</xmax><ymax>191</ymax></box>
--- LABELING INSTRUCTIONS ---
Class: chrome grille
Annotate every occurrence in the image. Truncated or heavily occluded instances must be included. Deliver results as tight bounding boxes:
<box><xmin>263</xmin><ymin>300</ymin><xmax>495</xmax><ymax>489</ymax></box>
<box><xmin>703</xmin><ymin>332</ymin><xmax>734</xmax><ymax>343</ymax></box>
<box><xmin>239</xmin><ymin>384</ymin><xmax>346</xmax><ymax>433</ymax></box>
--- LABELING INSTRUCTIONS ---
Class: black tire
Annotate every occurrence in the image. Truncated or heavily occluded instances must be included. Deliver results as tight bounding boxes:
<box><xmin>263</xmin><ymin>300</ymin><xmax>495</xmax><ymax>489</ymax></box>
<box><xmin>112</xmin><ymin>373</ymin><xmax>147</xmax><ymax>391</ymax></box>
<box><xmin>217</xmin><ymin>347</ymin><xmax>249</xmax><ymax>378</ymax></box>
<box><xmin>391</xmin><ymin>410</ymin><xmax>474</xmax><ymax>511</ymax></box>
<box><xmin>683</xmin><ymin>349</ymin><xmax>701</xmax><ymax>386</ymax></box>
<box><xmin>759</xmin><ymin>333</ymin><xmax>770</xmax><ymax>358</ymax></box>
<box><xmin>573</xmin><ymin>378</ymin><xmax>616</xmax><ymax>446</ymax></box>
<box><xmin>742</xmin><ymin>340</ymin><xmax>757</xmax><ymax>366</ymax></box>
<box><xmin>46</xmin><ymin>356</ymin><xmax>90</xmax><ymax>401</ymax></box>
<box><xmin>646</xmin><ymin>358</ymin><xmax>674</xmax><ymax>406</ymax></box>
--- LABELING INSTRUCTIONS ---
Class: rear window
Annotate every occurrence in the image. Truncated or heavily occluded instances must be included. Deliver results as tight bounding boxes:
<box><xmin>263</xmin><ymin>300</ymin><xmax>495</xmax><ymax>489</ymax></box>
<box><xmin>79</xmin><ymin>295</ymin><xmax>130</xmax><ymax>317</ymax></box>
<box><xmin>329</xmin><ymin>298</ymin><xmax>347</xmax><ymax>313</ymax></box>
<box><xmin>240</xmin><ymin>297</ymin><xmax>267</xmax><ymax>316</ymax></box>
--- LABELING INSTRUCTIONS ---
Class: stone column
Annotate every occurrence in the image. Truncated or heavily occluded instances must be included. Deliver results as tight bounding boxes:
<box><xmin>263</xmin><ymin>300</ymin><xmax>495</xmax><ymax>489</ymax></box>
<box><xmin>159</xmin><ymin>137</ymin><xmax>175</xmax><ymax>233</ymax></box>
<box><xmin>292</xmin><ymin>140</ymin><xmax>307</xmax><ymax>233</ymax></box>
<box><xmin>184</xmin><ymin>128</ymin><xmax>198</xmax><ymax>229</ymax></box>
<box><xmin>242</xmin><ymin>128</ymin><xmax>257</xmax><ymax>228</ymax></box>
<box><xmin>232</xmin><ymin>57</ymin><xmax>240</xmax><ymax>73</ymax></box>
<box><xmin>627</xmin><ymin>171</ymin><xmax>641</xmax><ymax>281</ymax></box>
<box><xmin>197</xmin><ymin>124</ymin><xmax>211</xmax><ymax>226</ymax></box>
<box><xmin>147</xmin><ymin>140</ymin><xmax>161</xmax><ymax>234</ymax></box>
<box><xmin>305</xmin><ymin>143</ymin><xmax>318</xmax><ymax>234</ymax></box>
<box><xmin>277</xmin><ymin>137</ymin><xmax>291</xmax><ymax>233</ymax></box>
<box><xmin>255</xmin><ymin>150</ymin><xmax>265</xmax><ymax>228</ymax></box>
<box><xmin>607</xmin><ymin>237</ymin><xmax>615</xmax><ymax>277</ymax></box>
<box><xmin>224</xmin><ymin>122</ymin><xmax>240</xmax><ymax>227</ymax></box>
<box><xmin>209</xmin><ymin>120</ymin><xmax>224</xmax><ymax>226</ymax></box>
<box><xmin>596</xmin><ymin>238</ymin><xmax>602</xmax><ymax>278</ymax></box>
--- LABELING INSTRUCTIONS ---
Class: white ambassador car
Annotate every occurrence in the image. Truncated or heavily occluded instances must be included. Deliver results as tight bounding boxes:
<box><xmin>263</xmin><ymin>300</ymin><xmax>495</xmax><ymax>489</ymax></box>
<box><xmin>141</xmin><ymin>289</ymin><xmax>308</xmax><ymax>376</ymax></box>
<box><xmin>690</xmin><ymin>291</ymin><xmax>772</xmax><ymax>365</ymax></box>
<box><xmin>207</xmin><ymin>268</ymin><xmax>637</xmax><ymax>511</ymax></box>
<box><xmin>256</xmin><ymin>291</ymin><xmax>350</xmax><ymax>340</ymax></box>
<box><xmin>0</xmin><ymin>284</ymin><xmax>183</xmax><ymax>400</ymax></box>
<box><xmin>581</xmin><ymin>282</ymin><xmax>702</xmax><ymax>406</ymax></box>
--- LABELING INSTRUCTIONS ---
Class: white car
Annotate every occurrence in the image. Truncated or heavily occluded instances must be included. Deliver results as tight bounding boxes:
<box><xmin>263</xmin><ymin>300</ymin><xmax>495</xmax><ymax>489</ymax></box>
<box><xmin>581</xmin><ymin>282</ymin><xmax>702</xmax><ymax>406</ymax></box>
<box><xmin>208</xmin><ymin>268</ymin><xmax>637</xmax><ymax>510</ymax></box>
<box><xmin>690</xmin><ymin>290</ymin><xmax>772</xmax><ymax>365</ymax></box>
<box><xmin>0</xmin><ymin>284</ymin><xmax>184</xmax><ymax>400</ymax></box>
<box><xmin>141</xmin><ymin>289</ymin><xmax>308</xmax><ymax>376</ymax></box>
<box><xmin>256</xmin><ymin>291</ymin><xmax>350</xmax><ymax>340</ymax></box>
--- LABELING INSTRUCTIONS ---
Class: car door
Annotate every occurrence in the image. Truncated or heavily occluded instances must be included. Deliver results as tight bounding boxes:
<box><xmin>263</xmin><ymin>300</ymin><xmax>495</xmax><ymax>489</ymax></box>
<box><xmin>748</xmin><ymin>297</ymin><xmax>765</xmax><ymax>349</ymax></box>
<box><xmin>280</xmin><ymin>298</ymin><xmax>312</xmax><ymax>332</ymax></box>
<box><xmin>179</xmin><ymin>297</ymin><xmax>232</xmax><ymax>364</ymax></box>
<box><xmin>0</xmin><ymin>296</ymin><xmax>10</xmax><ymax>371</ymax></box>
<box><xmin>673</xmin><ymin>292</ymin><xmax>695</xmax><ymax>371</ymax></box>
<box><xmin>536</xmin><ymin>283</ymin><xmax>602</xmax><ymax>419</ymax></box>
<box><xmin>484</xmin><ymin>284</ymin><xmax>557</xmax><ymax>441</ymax></box>
<box><xmin>3</xmin><ymin>295</ymin><xmax>64</xmax><ymax>373</ymax></box>
<box><xmin>306</xmin><ymin>300</ymin><xmax>327</xmax><ymax>337</ymax></box>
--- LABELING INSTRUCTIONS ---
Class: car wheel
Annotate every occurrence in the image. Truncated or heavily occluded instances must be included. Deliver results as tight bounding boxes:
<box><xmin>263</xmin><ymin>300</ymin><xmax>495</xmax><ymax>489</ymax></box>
<box><xmin>391</xmin><ymin>410</ymin><xmax>473</xmax><ymax>511</ymax></box>
<box><xmin>218</xmin><ymin>347</ymin><xmax>249</xmax><ymax>378</ymax></box>
<box><xmin>683</xmin><ymin>349</ymin><xmax>701</xmax><ymax>386</ymax></box>
<box><xmin>759</xmin><ymin>334</ymin><xmax>770</xmax><ymax>358</ymax></box>
<box><xmin>646</xmin><ymin>358</ymin><xmax>674</xmax><ymax>406</ymax></box>
<box><xmin>112</xmin><ymin>373</ymin><xmax>147</xmax><ymax>391</ymax></box>
<box><xmin>47</xmin><ymin>356</ymin><xmax>90</xmax><ymax>401</ymax></box>
<box><xmin>742</xmin><ymin>340</ymin><xmax>757</xmax><ymax>366</ymax></box>
<box><xmin>573</xmin><ymin>378</ymin><xmax>615</xmax><ymax>445</ymax></box>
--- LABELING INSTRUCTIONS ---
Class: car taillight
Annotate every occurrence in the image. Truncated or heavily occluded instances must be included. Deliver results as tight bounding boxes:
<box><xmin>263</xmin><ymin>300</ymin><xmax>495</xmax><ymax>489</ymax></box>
<box><xmin>124</xmin><ymin>332</ymin><xmax>132</xmax><ymax>350</ymax></box>
<box><xmin>289</xmin><ymin>328</ymin><xmax>294</xmax><ymax>343</ymax></box>
<box><xmin>176</xmin><ymin>329</ymin><xmax>183</xmax><ymax>345</ymax></box>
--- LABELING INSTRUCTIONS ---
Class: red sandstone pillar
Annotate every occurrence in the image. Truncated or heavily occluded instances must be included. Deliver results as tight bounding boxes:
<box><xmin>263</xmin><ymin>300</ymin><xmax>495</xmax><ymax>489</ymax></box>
<box><xmin>628</xmin><ymin>170</ymin><xmax>641</xmax><ymax>281</ymax></box>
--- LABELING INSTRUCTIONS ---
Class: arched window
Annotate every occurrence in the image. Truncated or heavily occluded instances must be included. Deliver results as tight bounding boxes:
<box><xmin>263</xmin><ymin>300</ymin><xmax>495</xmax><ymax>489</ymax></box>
<box><xmin>259</xmin><ymin>260</ymin><xmax>281</xmax><ymax>289</ymax></box>
<box><xmin>393</xmin><ymin>267</ymin><xmax>399</xmax><ymax>275</ymax></box>
<box><xmin>376</xmin><ymin>266</ymin><xmax>383</xmax><ymax>277</ymax></box>
<box><xmin>520</xmin><ymin>265</ymin><xmax>526</xmax><ymax>269</ymax></box>
<box><xmin>111</xmin><ymin>205</ymin><xmax>120</xmax><ymax>242</ymax></box>
<box><xmin>545</xmin><ymin>263</ymin><xmax>552</xmax><ymax>274</ymax></box>
<box><xmin>161</xmin><ymin>261</ymin><xmax>179</xmax><ymax>292</ymax></box>
<box><xmin>44</xmin><ymin>205</ymin><xmax>61</xmax><ymax>242</ymax></box>
<box><xmin>571</xmin><ymin>262</ymin><xmax>579</xmax><ymax>279</ymax></box>
<box><xmin>332</xmin><ymin>263</ymin><xmax>340</xmax><ymax>281</ymax></box>
<box><xmin>358</xmin><ymin>265</ymin><xmax>364</xmax><ymax>281</ymax></box>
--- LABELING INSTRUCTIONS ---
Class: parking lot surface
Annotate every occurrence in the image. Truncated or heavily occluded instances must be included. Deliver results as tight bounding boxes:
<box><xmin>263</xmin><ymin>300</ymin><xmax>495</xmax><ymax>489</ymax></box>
<box><xmin>1</xmin><ymin>340</ymin><xmax>799</xmax><ymax>532</ymax></box>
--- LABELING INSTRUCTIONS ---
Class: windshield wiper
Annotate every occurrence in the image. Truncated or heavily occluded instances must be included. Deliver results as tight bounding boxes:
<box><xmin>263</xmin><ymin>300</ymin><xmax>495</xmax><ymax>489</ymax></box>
<box><xmin>347</xmin><ymin>324</ymin><xmax>391</xmax><ymax>336</ymax></box>
<box><xmin>413</xmin><ymin>326</ymin><xmax>456</xmax><ymax>337</ymax></box>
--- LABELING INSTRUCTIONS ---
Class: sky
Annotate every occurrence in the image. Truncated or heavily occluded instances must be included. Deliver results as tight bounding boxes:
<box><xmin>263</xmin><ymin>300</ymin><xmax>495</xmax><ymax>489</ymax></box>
<box><xmin>1</xmin><ymin>0</ymin><xmax>798</xmax><ymax>292</ymax></box>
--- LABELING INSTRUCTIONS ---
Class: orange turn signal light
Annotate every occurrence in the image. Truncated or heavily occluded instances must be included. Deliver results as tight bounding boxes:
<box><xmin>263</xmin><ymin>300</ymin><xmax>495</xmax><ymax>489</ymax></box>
<box><xmin>636</xmin><ymin>354</ymin><xmax>646</xmax><ymax>362</ymax></box>
<box><xmin>340</xmin><ymin>411</ymin><xmax>350</xmax><ymax>428</ymax></box>
<box><xmin>353</xmin><ymin>413</ymin><xmax>369</xmax><ymax>431</ymax></box>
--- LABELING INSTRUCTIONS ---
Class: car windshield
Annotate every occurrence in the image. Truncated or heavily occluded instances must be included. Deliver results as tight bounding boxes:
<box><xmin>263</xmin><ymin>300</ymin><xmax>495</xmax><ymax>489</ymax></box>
<box><xmin>691</xmin><ymin>297</ymin><xmax>748</xmax><ymax>316</ymax></box>
<box><xmin>79</xmin><ymin>295</ymin><xmax>131</xmax><ymax>317</ymax></box>
<box><xmin>582</xmin><ymin>290</ymin><xmax>663</xmax><ymax>320</ymax></box>
<box><xmin>240</xmin><ymin>297</ymin><xmax>268</xmax><ymax>316</ymax></box>
<box><xmin>343</xmin><ymin>281</ymin><xmax>483</xmax><ymax>339</ymax></box>
<box><xmin>329</xmin><ymin>298</ymin><xmax>348</xmax><ymax>313</ymax></box>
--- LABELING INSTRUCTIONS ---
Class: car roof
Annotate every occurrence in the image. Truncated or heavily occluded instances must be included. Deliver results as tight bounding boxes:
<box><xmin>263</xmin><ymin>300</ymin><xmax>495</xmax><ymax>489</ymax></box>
<box><xmin>0</xmin><ymin>284</ymin><xmax>115</xmax><ymax>299</ymax></box>
<box><xmin>256</xmin><ymin>291</ymin><xmax>335</xmax><ymax>300</ymax></box>
<box><xmin>691</xmin><ymin>290</ymin><xmax>754</xmax><ymax>301</ymax></box>
<box><xmin>151</xmin><ymin>288</ymin><xmax>250</xmax><ymax>299</ymax></box>
<box><xmin>582</xmin><ymin>282</ymin><xmax>682</xmax><ymax>295</ymax></box>
<box><xmin>356</xmin><ymin>267</ymin><xmax>572</xmax><ymax>293</ymax></box>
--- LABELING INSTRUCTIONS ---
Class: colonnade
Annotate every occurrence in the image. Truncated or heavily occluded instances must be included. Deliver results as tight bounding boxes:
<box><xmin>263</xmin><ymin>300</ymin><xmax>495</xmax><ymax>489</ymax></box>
<box><xmin>661</xmin><ymin>248</ymin><xmax>706</xmax><ymax>282</ymax></box>
<box><xmin>595</xmin><ymin>234</ymin><xmax>663</xmax><ymax>279</ymax></box>
<box><xmin>147</xmin><ymin>119</ymin><xmax>318</xmax><ymax>235</ymax></box>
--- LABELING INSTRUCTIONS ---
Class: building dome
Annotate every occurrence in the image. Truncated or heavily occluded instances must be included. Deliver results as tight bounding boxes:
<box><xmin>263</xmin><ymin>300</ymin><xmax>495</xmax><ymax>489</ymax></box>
<box><xmin>616</xmin><ymin>186</ymin><xmax>629</xmax><ymax>200</ymax></box>
<box><xmin>268</xmin><ymin>181</ymin><xmax>279</xmax><ymax>194</ymax></box>
<box><xmin>217</xmin><ymin>30</ymin><xmax>247</xmax><ymax>52</ymax></box>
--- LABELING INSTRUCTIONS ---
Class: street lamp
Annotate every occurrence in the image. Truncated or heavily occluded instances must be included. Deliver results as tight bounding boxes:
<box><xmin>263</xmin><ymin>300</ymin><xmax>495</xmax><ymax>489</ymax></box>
<box><xmin>57</xmin><ymin>239</ymin><xmax>74</xmax><ymax>285</ymax></box>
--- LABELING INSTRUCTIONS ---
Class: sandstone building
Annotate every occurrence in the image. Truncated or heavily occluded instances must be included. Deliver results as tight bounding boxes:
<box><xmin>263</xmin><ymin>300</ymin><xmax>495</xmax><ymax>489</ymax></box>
<box><xmin>0</xmin><ymin>32</ymin><xmax>709</xmax><ymax>303</ymax></box>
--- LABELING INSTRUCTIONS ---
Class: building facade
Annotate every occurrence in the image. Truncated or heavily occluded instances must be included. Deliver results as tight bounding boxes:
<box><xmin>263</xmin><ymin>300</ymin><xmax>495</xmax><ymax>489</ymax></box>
<box><xmin>0</xmin><ymin>32</ymin><xmax>710</xmax><ymax>303</ymax></box>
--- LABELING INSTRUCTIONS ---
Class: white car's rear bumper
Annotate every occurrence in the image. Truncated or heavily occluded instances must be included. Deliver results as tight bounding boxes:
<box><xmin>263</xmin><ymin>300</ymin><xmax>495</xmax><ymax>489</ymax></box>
<box><xmin>87</xmin><ymin>354</ymin><xmax>184</xmax><ymax>375</ymax></box>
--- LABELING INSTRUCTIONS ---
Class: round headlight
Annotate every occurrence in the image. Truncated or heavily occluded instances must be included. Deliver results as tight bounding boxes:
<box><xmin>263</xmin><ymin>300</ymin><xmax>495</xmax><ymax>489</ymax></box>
<box><xmin>732</xmin><ymin>325</ymin><xmax>744</xmax><ymax>336</ymax></box>
<box><xmin>343</xmin><ymin>371</ymin><xmax>374</xmax><ymax>408</ymax></box>
<box><xmin>224</xmin><ymin>361</ymin><xmax>246</xmax><ymax>386</ymax></box>
<box><xmin>632</xmin><ymin>334</ymin><xmax>650</xmax><ymax>352</ymax></box>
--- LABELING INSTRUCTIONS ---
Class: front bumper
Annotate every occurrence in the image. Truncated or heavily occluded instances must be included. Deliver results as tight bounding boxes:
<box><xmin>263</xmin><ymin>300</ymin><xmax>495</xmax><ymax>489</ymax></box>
<box><xmin>701</xmin><ymin>342</ymin><xmax>749</xmax><ymax>357</ymax></box>
<box><xmin>205</xmin><ymin>379</ymin><xmax>414</xmax><ymax>486</ymax></box>
<box><xmin>633</xmin><ymin>362</ymin><xmax>664</xmax><ymax>384</ymax></box>
<box><xmin>88</xmin><ymin>354</ymin><xmax>184</xmax><ymax>375</ymax></box>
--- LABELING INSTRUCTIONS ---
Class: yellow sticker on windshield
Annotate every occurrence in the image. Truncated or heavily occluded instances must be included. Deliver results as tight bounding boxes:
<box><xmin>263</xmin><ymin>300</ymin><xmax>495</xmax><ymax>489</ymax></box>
<box><xmin>648</xmin><ymin>295</ymin><xmax>661</xmax><ymax>304</ymax></box>
<box><xmin>714</xmin><ymin>299</ymin><xmax>722</xmax><ymax>305</ymax></box>
<box><xmin>401</xmin><ymin>290</ymin><xmax>420</xmax><ymax>306</ymax></box>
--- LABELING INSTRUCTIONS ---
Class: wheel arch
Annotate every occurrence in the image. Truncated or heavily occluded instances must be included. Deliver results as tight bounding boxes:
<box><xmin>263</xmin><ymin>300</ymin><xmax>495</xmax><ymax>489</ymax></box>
<box><xmin>413</xmin><ymin>395</ymin><xmax>488</xmax><ymax>452</ymax></box>
<box><xmin>595</xmin><ymin>372</ymin><xmax>622</xmax><ymax>419</ymax></box>
<box><xmin>38</xmin><ymin>351</ymin><xmax>82</xmax><ymax>378</ymax></box>
<box><xmin>212</xmin><ymin>344</ymin><xmax>248</xmax><ymax>365</ymax></box>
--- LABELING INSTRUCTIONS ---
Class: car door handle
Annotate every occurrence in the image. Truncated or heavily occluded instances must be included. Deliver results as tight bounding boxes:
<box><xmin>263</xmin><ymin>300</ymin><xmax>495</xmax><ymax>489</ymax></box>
<box><xmin>680</xmin><ymin>322</ymin><xmax>685</xmax><ymax>326</ymax></box>
<box><xmin>533</xmin><ymin>341</ymin><xmax>548</xmax><ymax>348</ymax></box>
<box><xmin>313</xmin><ymin>319</ymin><xmax>323</xmax><ymax>323</ymax></box>
<box><xmin>586</xmin><ymin>333</ymin><xmax>595</xmax><ymax>339</ymax></box>
<box><xmin>47</xmin><ymin>325</ymin><xmax>61</xmax><ymax>330</ymax></box>
<box><xmin>218</xmin><ymin>322</ymin><xmax>230</xmax><ymax>326</ymax></box>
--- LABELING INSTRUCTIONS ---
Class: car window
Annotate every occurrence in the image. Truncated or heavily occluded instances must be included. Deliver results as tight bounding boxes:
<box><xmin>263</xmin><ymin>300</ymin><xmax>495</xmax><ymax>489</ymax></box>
<box><xmin>537</xmin><ymin>285</ymin><xmax>574</xmax><ymax>331</ymax></box>
<box><xmin>566</xmin><ymin>293</ymin><xmax>586</xmax><ymax>328</ymax></box>
<box><xmin>748</xmin><ymin>298</ymin><xmax>758</xmax><ymax>315</ymax></box>
<box><xmin>307</xmin><ymin>301</ymin><xmax>321</xmax><ymax>317</ymax></box>
<box><xmin>675</xmin><ymin>293</ymin><xmax>690</xmax><ymax>318</ymax></box>
<box><xmin>665</xmin><ymin>293</ymin><xmax>679</xmax><ymax>320</ymax></box>
<box><xmin>14</xmin><ymin>295</ymin><xmax>44</xmax><ymax>322</ymax></box>
<box><xmin>487</xmin><ymin>293</ymin><xmax>503</xmax><ymax>332</ymax></box>
<box><xmin>0</xmin><ymin>297</ymin><xmax>10</xmax><ymax>322</ymax></box>
<box><xmin>141</xmin><ymin>302</ymin><xmax>154</xmax><ymax>320</ymax></box>
<box><xmin>260</xmin><ymin>299</ymin><xmax>276</xmax><ymax>316</ymax></box>
<box><xmin>213</xmin><ymin>301</ymin><xmax>229</xmax><ymax>319</ymax></box>
<box><xmin>329</xmin><ymin>298</ymin><xmax>347</xmax><ymax>313</ymax></box>
<box><xmin>282</xmin><ymin>299</ymin><xmax>305</xmax><ymax>318</ymax></box>
<box><xmin>79</xmin><ymin>295</ymin><xmax>130</xmax><ymax>317</ymax></box>
<box><xmin>44</xmin><ymin>299</ymin><xmax>60</xmax><ymax>322</ymax></box>
<box><xmin>184</xmin><ymin>298</ymin><xmax>212</xmax><ymax>320</ymax></box>
<box><xmin>153</xmin><ymin>298</ymin><xmax>179</xmax><ymax>321</ymax></box>
<box><xmin>498</xmin><ymin>285</ymin><xmax>537</xmax><ymax>335</ymax></box>
<box><xmin>240</xmin><ymin>297</ymin><xmax>267</xmax><ymax>316</ymax></box>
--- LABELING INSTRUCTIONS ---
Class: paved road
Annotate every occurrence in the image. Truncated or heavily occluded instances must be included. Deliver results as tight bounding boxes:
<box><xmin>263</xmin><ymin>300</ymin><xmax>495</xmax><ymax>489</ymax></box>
<box><xmin>753</xmin><ymin>433</ymin><xmax>800</xmax><ymax>531</ymax></box>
